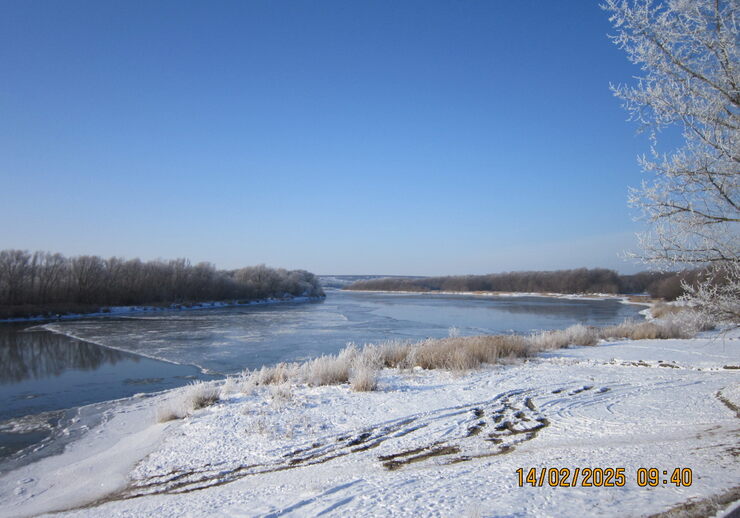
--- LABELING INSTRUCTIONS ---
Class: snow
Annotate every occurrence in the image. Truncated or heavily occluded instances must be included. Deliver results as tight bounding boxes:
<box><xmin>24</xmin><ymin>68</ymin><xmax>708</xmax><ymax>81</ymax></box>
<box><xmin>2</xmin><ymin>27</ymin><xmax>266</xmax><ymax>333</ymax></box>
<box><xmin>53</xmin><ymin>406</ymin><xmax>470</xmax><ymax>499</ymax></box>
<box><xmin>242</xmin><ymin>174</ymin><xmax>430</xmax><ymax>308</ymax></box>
<box><xmin>0</xmin><ymin>296</ymin><xmax>323</xmax><ymax>324</ymax></box>
<box><xmin>345</xmin><ymin>289</ymin><xmax>651</xmax><ymax>305</ymax></box>
<box><xmin>0</xmin><ymin>330</ymin><xmax>738</xmax><ymax>518</ymax></box>
<box><xmin>0</xmin><ymin>394</ymin><xmax>168</xmax><ymax>517</ymax></box>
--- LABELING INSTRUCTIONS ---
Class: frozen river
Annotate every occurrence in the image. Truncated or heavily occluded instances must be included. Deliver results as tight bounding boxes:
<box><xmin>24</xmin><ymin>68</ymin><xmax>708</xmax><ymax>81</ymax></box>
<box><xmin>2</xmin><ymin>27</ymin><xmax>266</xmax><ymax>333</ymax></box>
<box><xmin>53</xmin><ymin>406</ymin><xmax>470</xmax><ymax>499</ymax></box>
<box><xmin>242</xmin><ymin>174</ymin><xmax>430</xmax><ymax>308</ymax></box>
<box><xmin>39</xmin><ymin>290</ymin><xmax>644</xmax><ymax>374</ymax></box>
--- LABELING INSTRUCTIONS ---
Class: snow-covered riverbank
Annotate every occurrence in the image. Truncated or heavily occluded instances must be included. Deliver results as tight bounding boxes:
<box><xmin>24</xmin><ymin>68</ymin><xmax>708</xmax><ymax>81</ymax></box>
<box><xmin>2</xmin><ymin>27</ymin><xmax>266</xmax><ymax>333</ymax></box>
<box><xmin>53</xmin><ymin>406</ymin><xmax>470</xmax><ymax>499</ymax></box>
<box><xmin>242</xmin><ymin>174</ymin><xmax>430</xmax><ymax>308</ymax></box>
<box><xmin>1</xmin><ymin>329</ymin><xmax>738</xmax><ymax>518</ymax></box>
<box><xmin>0</xmin><ymin>296</ymin><xmax>325</xmax><ymax>324</ymax></box>
<box><xmin>343</xmin><ymin>288</ymin><xmax>652</xmax><ymax>305</ymax></box>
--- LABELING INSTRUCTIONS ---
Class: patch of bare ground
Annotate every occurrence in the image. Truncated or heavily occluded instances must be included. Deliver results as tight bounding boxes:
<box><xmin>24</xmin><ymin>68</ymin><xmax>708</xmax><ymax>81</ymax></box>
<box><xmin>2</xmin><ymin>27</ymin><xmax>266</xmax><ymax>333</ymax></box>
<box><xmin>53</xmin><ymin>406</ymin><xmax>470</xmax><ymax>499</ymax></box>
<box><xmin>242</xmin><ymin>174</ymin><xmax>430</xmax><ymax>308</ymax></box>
<box><xmin>646</xmin><ymin>486</ymin><xmax>740</xmax><ymax>518</ymax></box>
<box><xmin>627</xmin><ymin>294</ymin><xmax>658</xmax><ymax>304</ymax></box>
<box><xmin>381</xmin><ymin>445</ymin><xmax>462</xmax><ymax>471</ymax></box>
<box><xmin>717</xmin><ymin>391</ymin><xmax>740</xmax><ymax>419</ymax></box>
<box><xmin>658</xmin><ymin>362</ymin><xmax>680</xmax><ymax>368</ymax></box>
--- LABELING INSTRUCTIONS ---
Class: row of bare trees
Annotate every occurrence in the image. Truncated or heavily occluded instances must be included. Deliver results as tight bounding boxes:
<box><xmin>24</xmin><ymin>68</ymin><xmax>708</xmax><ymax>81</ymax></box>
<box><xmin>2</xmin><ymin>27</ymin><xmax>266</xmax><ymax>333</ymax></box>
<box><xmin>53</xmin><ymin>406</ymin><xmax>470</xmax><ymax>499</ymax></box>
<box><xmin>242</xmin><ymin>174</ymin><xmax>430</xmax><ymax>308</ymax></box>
<box><xmin>0</xmin><ymin>250</ymin><xmax>324</xmax><ymax>318</ymax></box>
<box><xmin>345</xmin><ymin>268</ymin><xmax>691</xmax><ymax>299</ymax></box>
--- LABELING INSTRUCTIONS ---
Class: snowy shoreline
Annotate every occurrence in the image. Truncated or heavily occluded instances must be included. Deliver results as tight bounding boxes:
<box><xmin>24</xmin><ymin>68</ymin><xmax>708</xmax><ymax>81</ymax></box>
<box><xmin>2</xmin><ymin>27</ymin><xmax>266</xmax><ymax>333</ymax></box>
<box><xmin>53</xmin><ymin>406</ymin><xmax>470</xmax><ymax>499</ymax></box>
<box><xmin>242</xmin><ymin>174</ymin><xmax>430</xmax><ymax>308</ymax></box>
<box><xmin>0</xmin><ymin>295</ymin><xmax>326</xmax><ymax>324</ymax></box>
<box><xmin>343</xmin><ymin>288</ymin><xmax>653</xmax><ymax>305</ymax></box>
<box><xmin>1</xmin><ymin>327</ymin><xmax>738</xmax><ymax>518</ymax></box>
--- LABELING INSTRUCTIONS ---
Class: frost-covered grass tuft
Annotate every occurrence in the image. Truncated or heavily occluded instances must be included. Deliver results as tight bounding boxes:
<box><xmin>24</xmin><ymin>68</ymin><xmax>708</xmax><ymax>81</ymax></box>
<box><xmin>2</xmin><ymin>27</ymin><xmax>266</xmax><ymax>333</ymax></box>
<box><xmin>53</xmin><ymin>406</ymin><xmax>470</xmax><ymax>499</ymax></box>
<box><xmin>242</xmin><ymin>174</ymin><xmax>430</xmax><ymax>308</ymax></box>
<box><xmin>305</xmin><ymin>356</ymin><xmax>344</xmax><ymax>386</ymax></box>
<box><xmin>220</xmin><ymin>376</ymin><xmax>239</xmax><ymax>397</ymax></box>
<box><xmin>156</xmin><ymin>401</ymin><xmax>187</xmax><ymax>423</ymax></box>
<box><xmin>600</xmin><ymin>311</ymin><xmax>711</xmax><ymax>341</ymax></box>
<box><xmin>601</xmin><ymin>320</ymin><xmax>674</xmax><ymax>340</ymax></box>
<box><xmin>239</xmin><ymin>369</ymin><xmax>258</xmax><ymax>395</ymax></box>
<box><xmin>650</xmin><ymin>302</ymin><xmax>686</xmax><ymax>319</ymax></box>
<box><xmin>184</xmin><ymin>381</ymin><xmax>220</xmax><ymax>410</ymax></box>
<box><xmin>380</xmin><ymin>334</ymin><xmax>530</xmax><ymax>373</ymax></box>
<box><xmin>350</xmin><ymin>363</ymin><xmax>378</xmax><ymax>392</ymax></box>
<box><xmin>375</xmin><ymin>340</ymin><xmax>413</xmax><ymax>368</ymax></box>
<box><xmin>269</xmin><ymin>382</ymin><xmax>293</xmax><ymax>407</ymax></box>
<box><xmin>254</xmin><ymin>363</ymin><xmax>289</xmax><ymax>385</ymax></box>
<box><xmin>155</xmin><ymin>381</ymin><xmax>220</xmax><ymax>423</ymax></box>
<box><xmin>529</xmin><ymin>324</ymin><xmax>599</xmax><ymax>351</ymax></box>
<box><xmin>305</xmin><ymin>353</ymin><xmax>352</xmax><ymax>387</ymax></box>
<box><xmin>528</xmin><ymin>313</ymin><xmax>708</xmax><ymax>351</ymax></box>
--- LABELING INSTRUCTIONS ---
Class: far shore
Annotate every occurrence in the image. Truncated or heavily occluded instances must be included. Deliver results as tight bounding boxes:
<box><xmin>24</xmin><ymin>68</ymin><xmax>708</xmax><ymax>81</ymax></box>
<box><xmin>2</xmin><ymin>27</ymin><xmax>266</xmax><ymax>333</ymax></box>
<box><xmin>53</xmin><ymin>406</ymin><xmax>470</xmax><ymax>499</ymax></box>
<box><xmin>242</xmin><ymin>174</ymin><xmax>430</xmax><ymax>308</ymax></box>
<box><xmin>0</xmin><ymin>295</ymin><xmax>326</xmax><ymax>325</ymax></box>
<box><xmin>342</xmin><ymin>288</ymin><xmax>656</xmax><ymax>306</ymax></box>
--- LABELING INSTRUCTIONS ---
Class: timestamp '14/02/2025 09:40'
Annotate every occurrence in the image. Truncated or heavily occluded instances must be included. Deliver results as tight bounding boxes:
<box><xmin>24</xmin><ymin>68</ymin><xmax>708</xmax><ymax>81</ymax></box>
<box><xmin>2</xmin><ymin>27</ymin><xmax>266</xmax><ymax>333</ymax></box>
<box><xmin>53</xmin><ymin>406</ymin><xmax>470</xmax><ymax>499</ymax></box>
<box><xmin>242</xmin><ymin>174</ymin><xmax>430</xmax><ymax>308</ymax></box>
<box><xmin>515</xmin><ymin>467</ymin><xmax>693</xmax><ymax>488</ymax></box>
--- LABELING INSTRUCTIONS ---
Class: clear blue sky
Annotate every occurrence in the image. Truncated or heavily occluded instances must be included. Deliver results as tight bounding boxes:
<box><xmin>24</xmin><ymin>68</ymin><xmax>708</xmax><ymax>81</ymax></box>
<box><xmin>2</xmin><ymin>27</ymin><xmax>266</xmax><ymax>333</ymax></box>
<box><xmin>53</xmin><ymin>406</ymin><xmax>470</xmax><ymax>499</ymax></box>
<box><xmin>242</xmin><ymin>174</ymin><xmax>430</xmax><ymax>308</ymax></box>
<box><xmin>1</xmin><ymin>1</ymin><xmax>660</xmax><ymax>275</ymax></box>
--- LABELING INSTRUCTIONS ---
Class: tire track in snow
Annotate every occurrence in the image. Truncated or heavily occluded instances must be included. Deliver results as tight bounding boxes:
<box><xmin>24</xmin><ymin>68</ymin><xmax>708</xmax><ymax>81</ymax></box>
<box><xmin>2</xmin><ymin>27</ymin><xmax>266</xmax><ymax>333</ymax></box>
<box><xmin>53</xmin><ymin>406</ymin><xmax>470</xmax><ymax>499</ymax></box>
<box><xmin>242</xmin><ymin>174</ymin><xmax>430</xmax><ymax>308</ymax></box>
<box><xmin>117</xmin><ymin>390</ymin><xmax>552</xmax><ymax>498</ymax></box>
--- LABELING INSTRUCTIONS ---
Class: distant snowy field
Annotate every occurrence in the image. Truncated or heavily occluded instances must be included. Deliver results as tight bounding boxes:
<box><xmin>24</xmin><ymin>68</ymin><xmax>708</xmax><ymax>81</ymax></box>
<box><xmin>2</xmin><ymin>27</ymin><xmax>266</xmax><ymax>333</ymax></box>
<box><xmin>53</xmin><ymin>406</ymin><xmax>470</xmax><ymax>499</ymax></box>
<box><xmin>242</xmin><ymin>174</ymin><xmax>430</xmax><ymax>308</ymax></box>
<box><xmin>1</xmin><ymin>330</ymin><xmax>738</xmax><ymax>518</ymax></box>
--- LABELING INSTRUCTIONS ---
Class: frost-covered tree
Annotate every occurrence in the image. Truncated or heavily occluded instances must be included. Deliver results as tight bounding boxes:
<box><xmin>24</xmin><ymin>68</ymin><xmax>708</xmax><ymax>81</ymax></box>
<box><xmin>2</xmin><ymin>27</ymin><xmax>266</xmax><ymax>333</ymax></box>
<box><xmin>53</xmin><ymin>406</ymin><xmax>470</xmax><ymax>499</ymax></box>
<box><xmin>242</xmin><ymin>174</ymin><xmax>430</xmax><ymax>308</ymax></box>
<box><xmin>603</xmin><ymin>0</ymin><xmax>739</xmax><ymax>322</ymax></box>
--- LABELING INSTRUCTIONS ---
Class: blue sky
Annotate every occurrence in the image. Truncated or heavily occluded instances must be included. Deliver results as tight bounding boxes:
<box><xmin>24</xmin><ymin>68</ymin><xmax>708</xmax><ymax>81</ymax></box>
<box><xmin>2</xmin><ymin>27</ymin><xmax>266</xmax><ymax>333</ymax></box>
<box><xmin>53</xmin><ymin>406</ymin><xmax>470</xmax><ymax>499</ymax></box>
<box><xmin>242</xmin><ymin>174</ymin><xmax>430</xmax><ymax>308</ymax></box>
<box><xmin>1</xmin><ymin>1</ymin><xmax>660</xmax><ymax>275</ymax></box>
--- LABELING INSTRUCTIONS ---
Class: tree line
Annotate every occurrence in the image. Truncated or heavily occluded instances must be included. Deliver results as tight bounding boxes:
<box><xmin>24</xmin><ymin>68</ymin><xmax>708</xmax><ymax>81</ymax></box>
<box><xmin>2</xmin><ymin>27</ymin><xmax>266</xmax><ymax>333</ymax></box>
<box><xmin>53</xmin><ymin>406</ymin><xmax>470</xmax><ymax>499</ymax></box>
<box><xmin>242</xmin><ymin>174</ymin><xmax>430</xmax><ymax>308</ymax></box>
<box><xmin>344</xmin><ymin>268</ymin><xmax>699</xmax><ymax>300</ymax></box>
<box><xmin>0</xmin><ymin>250</ymin><xmax>324</xmax><ymax>319</ymax></box>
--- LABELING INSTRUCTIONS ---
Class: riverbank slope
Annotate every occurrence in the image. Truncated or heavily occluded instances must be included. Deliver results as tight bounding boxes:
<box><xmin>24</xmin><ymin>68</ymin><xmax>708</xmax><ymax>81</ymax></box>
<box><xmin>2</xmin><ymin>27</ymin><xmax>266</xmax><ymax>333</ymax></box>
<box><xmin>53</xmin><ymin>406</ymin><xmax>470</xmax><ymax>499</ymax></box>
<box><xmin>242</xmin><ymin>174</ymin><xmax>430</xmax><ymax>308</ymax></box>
<box><xmin>0</xmin><ymin>327</ymin><xmax>737</xmax><ymax>518</ymax></box>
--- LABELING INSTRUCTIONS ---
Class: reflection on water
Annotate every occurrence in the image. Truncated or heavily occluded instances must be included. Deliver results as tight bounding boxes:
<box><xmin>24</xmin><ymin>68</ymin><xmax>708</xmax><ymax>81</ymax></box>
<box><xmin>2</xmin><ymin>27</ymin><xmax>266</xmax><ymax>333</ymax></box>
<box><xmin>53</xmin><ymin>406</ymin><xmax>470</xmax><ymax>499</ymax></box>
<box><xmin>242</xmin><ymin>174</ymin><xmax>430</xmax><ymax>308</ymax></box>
<box><xmin>0</xmin><ymin>327</ymin><xmax>209</xmax><ymax>423</ymax></box>
<box><xmin>0</xmin><ymin>324</ymin><xmax>213</xmax><ymax>462</ymax></box>
<box><xmin>0</xmin><ymin>327</ymin><xmax>127</xmax><ymax>383</ymax></box>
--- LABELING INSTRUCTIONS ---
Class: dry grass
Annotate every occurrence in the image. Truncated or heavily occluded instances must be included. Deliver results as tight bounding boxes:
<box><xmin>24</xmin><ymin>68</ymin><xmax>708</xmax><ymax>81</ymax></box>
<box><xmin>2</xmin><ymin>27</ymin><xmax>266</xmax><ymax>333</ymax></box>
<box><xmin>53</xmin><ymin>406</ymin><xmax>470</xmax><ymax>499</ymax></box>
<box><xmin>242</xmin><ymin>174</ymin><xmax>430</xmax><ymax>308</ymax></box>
<box><xmin>155</xmin><ymin>380</ymin><xmax>220</xmax><ymax>423</ymax></box>
<box><xmin>601</xmin><ymin>320</ymin><xmax>687</xmax><ymax>340</ymax></box>
<box><xmin>305</xmin><ymin>354</ymin><xmax>352</xmax><ymax>386</ymax></box>
<box><xmin>625</xmin><ymin>294</ymin><xmax>657</xmax><ymax>304</ymax></box>
<box><xmin>222</xmin><ymin>309</ymin><xmax>709</xmax><ymax>398</ymax></box>
<box><xmin>529</xmin><ymin>323</ymin><xmax>599</xmax><ymax>351</ymax></box>
<box><xmin>407</xmin><ymin>335</ymin><xmax>531</xmax><ymax>372</ymax></box>
<box><xmin>646</xmin><ymin>486</ymin><xmax>740</xmax><ymax>518</ymax></box>
<box><xmin>375</xmin><ymin>340</ymin><xmax>413</xmax><ymax>368</ymax></box>
<box><xmin>156</xmin><ymin>403</ymin><xmax>187</xmax><ymax>423</ymax></box>
<box><xmin>220</xmin><ymin>376</ymin><xmax>239</xmax><ymax>396</ymax></box>
<box><xmin>350</xmin><ymin>363</ymin><xmax>378</xmax><ymax>392</ymax></box>
<box><xmin>651</xmin><ymin>302</ymin><xmax>687</xmax><ymax>319</ymax></box>
<box><xmin>231</xmin><ymin>334</ymin><xmax>534</xmax><ymax>391</ymax></box>
<box><xmin>184</xmin><ymin>381</ymin><xmax>220</xmax><ymax>410</ymax></box>
<box><xmin>602</xmin><ymin>311</ymin><xmax>712</xmax><ymax>340</ymax></box>
<box><xmin>253</xmin><ymin>362</ymin><xmax>300</xmax><ymax>386</ymax></box>
<box><xmin>269</xmin><ymin>382</ymin><xmax>293</xmax><ymax>407</ymax></box>
<box><xmin>529</xmin><ymin>310</ymin><xmax>710</xmax><ymax>351</ymax></box>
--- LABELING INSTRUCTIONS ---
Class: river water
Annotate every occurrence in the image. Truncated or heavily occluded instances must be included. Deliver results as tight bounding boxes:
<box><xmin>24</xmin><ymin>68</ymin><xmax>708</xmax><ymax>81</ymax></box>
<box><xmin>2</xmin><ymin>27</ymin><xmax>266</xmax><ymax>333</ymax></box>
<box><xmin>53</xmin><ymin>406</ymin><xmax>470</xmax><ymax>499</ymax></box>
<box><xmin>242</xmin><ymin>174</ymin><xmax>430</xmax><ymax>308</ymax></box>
<box><xmin>0</xmin><ymin>289</ymin><xmax>643</xmax><ymax>464</ymax></box>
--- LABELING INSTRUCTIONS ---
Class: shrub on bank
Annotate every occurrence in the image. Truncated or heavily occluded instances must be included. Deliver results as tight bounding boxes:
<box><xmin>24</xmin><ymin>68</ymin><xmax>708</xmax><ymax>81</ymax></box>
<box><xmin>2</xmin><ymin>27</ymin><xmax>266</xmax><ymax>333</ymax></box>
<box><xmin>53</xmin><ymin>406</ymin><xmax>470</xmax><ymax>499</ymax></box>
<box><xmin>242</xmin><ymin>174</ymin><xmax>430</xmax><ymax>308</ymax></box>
<box><xmin>185</xmin><ymin>381</ymin><xmax>220</xmax><ymax>410</ymax></box>
<box><xmin>156</xmin><ymin>381</ymin><xmax>221</xmax><ymax>423</ymax></box>
<box><xmin>350</xmin><ymin>363</ymin><xmax>378</xmax><ymax>392</ymax></box>
<box><xmin>529</xmin><ymin>324</ymin><xmax>599</xmax><ymax>351</ymax></box>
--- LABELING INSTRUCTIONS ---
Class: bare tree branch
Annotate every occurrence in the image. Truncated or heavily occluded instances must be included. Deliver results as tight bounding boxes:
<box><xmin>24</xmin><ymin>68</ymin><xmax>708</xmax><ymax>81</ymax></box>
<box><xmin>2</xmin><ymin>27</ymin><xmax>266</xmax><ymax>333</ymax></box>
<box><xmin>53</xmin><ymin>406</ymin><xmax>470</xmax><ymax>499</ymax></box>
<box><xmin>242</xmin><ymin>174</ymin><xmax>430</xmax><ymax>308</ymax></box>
<box><xmin>604</xmin><ymin>0</ymin><xmax>739</xmax><ymax>323</ymax></box>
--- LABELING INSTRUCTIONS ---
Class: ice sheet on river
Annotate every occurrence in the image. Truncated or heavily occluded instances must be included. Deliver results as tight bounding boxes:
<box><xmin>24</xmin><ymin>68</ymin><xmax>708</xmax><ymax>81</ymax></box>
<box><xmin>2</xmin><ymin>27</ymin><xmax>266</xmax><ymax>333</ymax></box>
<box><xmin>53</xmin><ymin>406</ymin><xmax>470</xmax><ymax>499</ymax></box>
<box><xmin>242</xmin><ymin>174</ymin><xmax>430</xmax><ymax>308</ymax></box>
<box><xmin>40</xmin><ymin>291</ymin><xmax>643</xmax><ymax>374</ymax></box>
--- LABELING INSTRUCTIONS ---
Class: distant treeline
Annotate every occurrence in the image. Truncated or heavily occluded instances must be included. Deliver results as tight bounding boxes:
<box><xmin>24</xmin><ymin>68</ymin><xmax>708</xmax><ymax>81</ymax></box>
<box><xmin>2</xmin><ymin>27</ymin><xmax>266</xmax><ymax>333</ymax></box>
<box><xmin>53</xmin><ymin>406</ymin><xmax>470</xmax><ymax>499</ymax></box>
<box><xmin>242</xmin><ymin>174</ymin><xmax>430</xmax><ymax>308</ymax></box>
<box><xmin>0</xmin><ymin>250</ymin><xmax>324</xmax><ymax>319</ymax></box>
<box><xmin>344</xmin><ymin>268</ymin><xmax>701</xmax><ymax>300</ymax></box>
